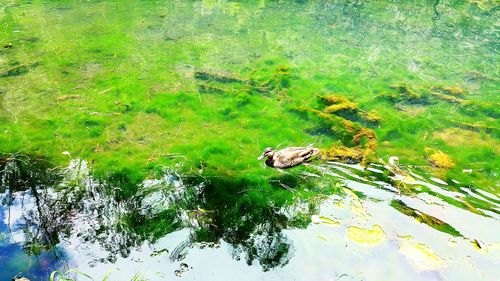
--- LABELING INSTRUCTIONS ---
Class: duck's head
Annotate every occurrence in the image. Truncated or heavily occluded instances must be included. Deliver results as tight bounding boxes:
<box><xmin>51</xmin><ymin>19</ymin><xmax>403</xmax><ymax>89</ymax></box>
<box><xmin>257</xmin><ymin>147</ymin><xmax>274</xmax><ymax>160</ymax></box>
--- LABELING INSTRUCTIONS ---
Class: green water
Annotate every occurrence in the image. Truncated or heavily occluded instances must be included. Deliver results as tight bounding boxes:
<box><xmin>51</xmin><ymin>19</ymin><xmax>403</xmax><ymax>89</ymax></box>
<box><xmin>0</xmin><ymin>0</ymin><xmax>499</xmax><ymax>280</ymax></box>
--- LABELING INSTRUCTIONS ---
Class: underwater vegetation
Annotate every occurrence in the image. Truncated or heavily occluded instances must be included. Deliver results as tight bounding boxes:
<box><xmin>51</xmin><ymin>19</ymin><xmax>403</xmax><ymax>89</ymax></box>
<box><xmin>0</xmin><ymin>0</ymin><xmax>498</xmax><ymax>193</ymax></box>
<box><xmin>294</xmin><ymin>94</ymin><xmax>378</xmax><ymax>164</ymax></box>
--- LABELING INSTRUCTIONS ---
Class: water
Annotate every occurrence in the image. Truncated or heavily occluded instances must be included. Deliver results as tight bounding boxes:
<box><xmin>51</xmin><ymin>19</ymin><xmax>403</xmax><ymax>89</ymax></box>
<box><xmin>1</xmin><ymin>157</ymin><xmax>499</xmax><ymax>280</ymax></box>
<box><xmin>0</xmin><ymin>1</ymin><xmax>499</xmax><ymax>280</ymax></box>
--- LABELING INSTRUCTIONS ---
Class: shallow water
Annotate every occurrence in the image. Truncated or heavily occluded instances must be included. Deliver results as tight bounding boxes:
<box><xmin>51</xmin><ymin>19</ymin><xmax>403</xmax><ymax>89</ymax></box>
<box><xmin>0</xmin><ymin>1</ymin><xmax>499</xmax><ymax>280</ymax></box>
<box><xmin>1</xmin><ymin>157</ymin><xmax>499</xmax><ymax>280</ymax></box>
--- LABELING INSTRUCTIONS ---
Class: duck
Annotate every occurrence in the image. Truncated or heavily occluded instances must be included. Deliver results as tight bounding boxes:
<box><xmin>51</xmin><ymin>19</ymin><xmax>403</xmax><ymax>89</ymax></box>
<box><xmin>257</xmin><ymin>146</ymin><xmax>320</xmax><ymax>169</ymax></box>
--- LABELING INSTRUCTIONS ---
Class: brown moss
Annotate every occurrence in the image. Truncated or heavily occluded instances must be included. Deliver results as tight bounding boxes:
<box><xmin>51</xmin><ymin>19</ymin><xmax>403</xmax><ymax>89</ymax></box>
<box><xmin>431</xmin><ymin>92</ymin><xmax>464</xmax><ymax>104</ymax></box>
<box><xmin>360</xmin><ymin>110</ymin><xmax>382</xmax><ymax>123</ymax></box>
<box><xmin>321</xmin><ymin>95</ymin><xmax>347</xmax><ymax>104</ymax></box>
<box><xmin>431</xmin><ymin>86</ymin><xmax>465</xmax><ymax>96</ymax></box>
<box><xmin>389</xmin><ymin>84</ymin><xmax>421</xmax><ymax>100</ymax></box>
<box><xmin>321</xmin><ymin>146</ymin><xmax>365</xmax><ymax>164</ymax></box>
<box><xmin>387</xmin><ymin>84</ymin><xmax>429</xmax><ymax>104</ymax></box>
<box><xmin>427</xmin><ymin>151</ymin><xmax>455</xmax><ymax>169</ymax></box>
<box><xmin>341</xmin><ymin>119</ymin><xmax>357</xmax><ymax>133</ymax></box>
<box><xmin>295</xmin><ymin>103</ymin><xmax>378</xmax><ymax>165</ymax></box>
<box><xmin>321</xmin><ymin>95</ymin><xmax>358</xmax><ymax>113</ymax></box>
<box><xmin>353</xmin><ymin>128</ymin><xmax>377</xmax><ymax>148</ymax></box>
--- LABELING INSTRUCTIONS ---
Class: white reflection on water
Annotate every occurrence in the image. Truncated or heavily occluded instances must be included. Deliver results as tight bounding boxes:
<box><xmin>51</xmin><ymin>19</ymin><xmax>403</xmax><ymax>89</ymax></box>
<box><xmin>1</xmin><ymin>159</ymin><xmax>499</xmax><ymax>281</ymax></box>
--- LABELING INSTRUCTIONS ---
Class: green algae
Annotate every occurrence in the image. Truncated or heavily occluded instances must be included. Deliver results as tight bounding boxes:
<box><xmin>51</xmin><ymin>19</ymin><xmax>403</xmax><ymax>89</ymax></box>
<box><xmin>0</xmin><ymin>0</ymin><xmax>498</xmax><ymax>213</ymax></box>
<box><xmin>391</xmin><ymin>199</ymin><xmax>463</xmax><ymax>237</ymax></box>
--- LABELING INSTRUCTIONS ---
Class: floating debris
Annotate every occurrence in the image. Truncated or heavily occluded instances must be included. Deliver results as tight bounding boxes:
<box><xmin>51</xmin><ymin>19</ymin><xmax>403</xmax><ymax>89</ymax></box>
<box><xmin>150</xmin><ymin>248</ymin><xmax>169</xmax><ymax>257</ymax></box>
<box><xmin>174</xmin><ymin>262</ymin><xmax>190</xmax><ymax>277</ymax></box>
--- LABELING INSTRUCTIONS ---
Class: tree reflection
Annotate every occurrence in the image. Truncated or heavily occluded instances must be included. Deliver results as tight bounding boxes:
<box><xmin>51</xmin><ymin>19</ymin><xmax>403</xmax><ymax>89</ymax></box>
<box><xmin>0</xmin><ymin>154</ymin><xmax>336</xmax><ymax>271</ymax></box>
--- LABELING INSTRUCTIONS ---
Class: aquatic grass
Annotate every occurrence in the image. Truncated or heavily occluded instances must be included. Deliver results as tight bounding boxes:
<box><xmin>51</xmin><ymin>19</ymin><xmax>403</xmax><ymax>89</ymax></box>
<box><xmin>390</xmin><ymin>199</ymin><xmax>464</xmax><ymax>237</ymax></box>
<box><xmin>1</xmin><ymin>0</ymin><xmax>499</xmax><ymax>191</ymax></box>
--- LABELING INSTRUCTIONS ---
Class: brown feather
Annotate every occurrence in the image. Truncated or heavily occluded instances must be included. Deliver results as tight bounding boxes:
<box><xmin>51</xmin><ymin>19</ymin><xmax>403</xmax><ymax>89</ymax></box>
<box><xmin>263</xmin><ymin>146</ymin><xmax>319</xmax><ymax>168</ymax></box>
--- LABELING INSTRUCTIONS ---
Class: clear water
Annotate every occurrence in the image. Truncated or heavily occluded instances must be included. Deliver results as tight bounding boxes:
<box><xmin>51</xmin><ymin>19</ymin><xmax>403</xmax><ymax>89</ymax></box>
<box><xmin>0</xmin><ymin>1</ymin><xmax>499</xmax><ymax>280</ymax></box>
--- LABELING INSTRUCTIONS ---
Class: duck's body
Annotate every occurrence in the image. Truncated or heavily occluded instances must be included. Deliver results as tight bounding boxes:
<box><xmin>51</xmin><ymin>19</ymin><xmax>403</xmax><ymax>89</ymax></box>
<box><xmin>258</xmin><ymin>146</ymin><xmax>320</xmax><ymax>169</ymax></box>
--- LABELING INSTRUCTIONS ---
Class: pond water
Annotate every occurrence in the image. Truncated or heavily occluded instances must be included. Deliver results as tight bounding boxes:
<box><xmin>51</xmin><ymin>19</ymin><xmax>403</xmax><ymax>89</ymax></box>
<box><xmin>0</xmin><ymin>1</ymin><xmax>499</xmax><ymax>280</ymax></box>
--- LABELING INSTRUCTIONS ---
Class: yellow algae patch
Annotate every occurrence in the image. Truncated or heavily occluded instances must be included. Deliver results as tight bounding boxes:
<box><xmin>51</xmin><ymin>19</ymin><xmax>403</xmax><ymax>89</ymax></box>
<box><xmin>346</xmin><ymin>225</ymin><xmax>386</xmax><ymax>246</ymax></box>
<box><xmin>360</xmin><ymin>110</ymin><xmax>382</xmax><ymax>123</ymax></box>
<box><xmin>321</xmin><ymin>95</ymin><xmax>358</xmax><ymax>113</ymax></box>
<box><xmin>399</xmin><ymin>241</ymin><xmax>446</xmax><ymax>271</ymax></box>
<box><xmin>297</xmin><ymin>103</ymin><xmax>378</xmax><ymax>165</ymax></box>
<box><xmin>321</xmin><ymin>146</ymin><xmax>365</xmax><ymax>164</ymax></box>
<box><xmin>431</xmin><ymin>92</ymin><xmax>464</xmax><ymax>103</ymax></box>
<box><xmin>428</xmin><ymin>151</ymin><xmax>455</xmax><ymax>169</ymax></box>
<box><xmin>311</xmin><ymin>215</ymin><xmax>340</xmax><ymax>226</ymax></box>
<box><xmin>431</xmin><ymin>85</ymin><xmax>465</xmax><ymax>96</ymax></box>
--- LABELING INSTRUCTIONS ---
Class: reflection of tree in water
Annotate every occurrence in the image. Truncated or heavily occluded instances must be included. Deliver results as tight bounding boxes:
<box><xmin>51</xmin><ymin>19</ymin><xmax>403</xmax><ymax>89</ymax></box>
<box><xmin>0</xmin><ymin>154</ymin><xmax>66</xmax><ymax>255</ymax></box>
<box><xmin>131</xmin><ymin>174</ymin><xmax>334</xmax><ymax>271</ymax></box>
<box><xmin>0</xmin><ymin>155</ymin><xmax>140</xmax><ymax>265</ymax></box>
<box><xmin>0</xmin><ymin>154</ymin><xmax>337</xmax><ymax>271</ymax></box>
<box><xmin>0</xmin><ymin>154</ymin><xmax>70</xmax><ymax>279</ymax></box>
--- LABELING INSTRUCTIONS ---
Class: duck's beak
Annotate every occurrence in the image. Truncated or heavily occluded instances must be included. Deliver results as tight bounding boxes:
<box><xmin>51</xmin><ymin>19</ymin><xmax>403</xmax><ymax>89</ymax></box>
<box><xmin>257</xmin><ymin>154</ymin><xmax>265</xmax><ymax>160</ymax></box>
